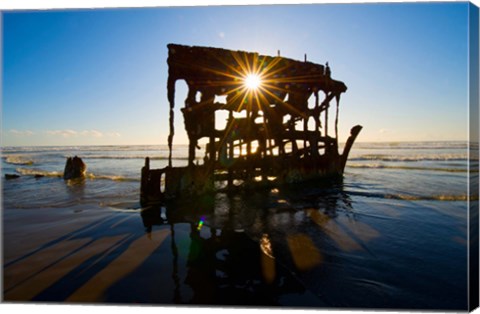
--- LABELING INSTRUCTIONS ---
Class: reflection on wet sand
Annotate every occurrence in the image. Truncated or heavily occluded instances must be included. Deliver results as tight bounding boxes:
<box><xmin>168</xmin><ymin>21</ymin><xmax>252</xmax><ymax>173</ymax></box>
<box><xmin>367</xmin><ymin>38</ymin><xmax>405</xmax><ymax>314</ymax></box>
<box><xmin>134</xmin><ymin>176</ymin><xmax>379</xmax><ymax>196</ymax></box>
<box><xmin>307</xmin><ymin>209</ymin><xmax>380</xmax><ymax>252</ymax></box>
<box><xmin>3</xmin><ymin>181</ymin><xmax>381</xmax><ymax>306</ymax></box>
<box><xmin>287</xmin><ymin>234</ymin><xmax>323</xmax><ymax>271</ymax></box>
<box><xmin>260</xmin><ymin>234</ymin><xmax>276</xmax><ymax>284</ymax></box>
<box><xmin>141</xmin><ymin>206</ymin><xmax>317</xmax><ymax>305</ymax></box>
<box><xmin>137</xmin><ymin>181</ymin><xmax>382</xmax><ymax>305</ymax></box>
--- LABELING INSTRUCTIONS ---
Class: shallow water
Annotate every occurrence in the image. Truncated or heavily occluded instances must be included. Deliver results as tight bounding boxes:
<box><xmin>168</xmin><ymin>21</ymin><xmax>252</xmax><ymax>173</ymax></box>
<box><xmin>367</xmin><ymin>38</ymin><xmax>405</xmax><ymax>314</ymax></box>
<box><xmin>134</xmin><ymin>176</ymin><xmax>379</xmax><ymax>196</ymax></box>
<box><xmin>1</xmin><ymin>142</ymin><xmax>474</xmax><ymax>309</ymax></box>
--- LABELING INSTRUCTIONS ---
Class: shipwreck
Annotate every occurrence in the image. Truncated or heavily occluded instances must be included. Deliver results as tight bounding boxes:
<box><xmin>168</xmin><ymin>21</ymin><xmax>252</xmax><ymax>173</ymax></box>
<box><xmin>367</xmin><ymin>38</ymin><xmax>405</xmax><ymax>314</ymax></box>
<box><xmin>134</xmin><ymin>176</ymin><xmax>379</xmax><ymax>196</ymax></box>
<box><xmin>140</xmin><ymin>44</ymin><xmax>362</xmax><ymax>206</ymax></box>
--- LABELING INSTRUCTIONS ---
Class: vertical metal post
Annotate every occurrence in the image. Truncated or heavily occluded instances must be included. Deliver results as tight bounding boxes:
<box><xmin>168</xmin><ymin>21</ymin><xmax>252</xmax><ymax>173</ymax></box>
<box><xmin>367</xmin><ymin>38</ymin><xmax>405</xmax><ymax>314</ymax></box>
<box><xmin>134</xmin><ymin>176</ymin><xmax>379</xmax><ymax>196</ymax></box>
<box><xmin>228</xmin><ymin>111</ymin><xmax>234</xmax><ymax>188</ymax></box>
<box><xmin>167</xmin><ymin>78</ymin><xmax>176</xmax><ymax>168</ymax></box>
<box><xmin>324</xmin><ymin>102</ymin><xmax>329</xmax><ymax>138</ymax></box>
<box><xmin>335</xmin><ymin>94</ymin><xmax>340</xmax><ymax>142</ymax></box>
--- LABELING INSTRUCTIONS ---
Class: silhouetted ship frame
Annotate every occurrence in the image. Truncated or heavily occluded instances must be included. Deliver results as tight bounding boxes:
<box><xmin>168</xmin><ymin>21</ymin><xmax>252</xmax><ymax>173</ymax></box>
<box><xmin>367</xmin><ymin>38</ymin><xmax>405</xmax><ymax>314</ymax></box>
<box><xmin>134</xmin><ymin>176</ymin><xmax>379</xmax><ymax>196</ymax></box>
<box><xmin>140</xmin><ymin>44</ymin><xmax>362</xmax><ymax>206</ymax></box>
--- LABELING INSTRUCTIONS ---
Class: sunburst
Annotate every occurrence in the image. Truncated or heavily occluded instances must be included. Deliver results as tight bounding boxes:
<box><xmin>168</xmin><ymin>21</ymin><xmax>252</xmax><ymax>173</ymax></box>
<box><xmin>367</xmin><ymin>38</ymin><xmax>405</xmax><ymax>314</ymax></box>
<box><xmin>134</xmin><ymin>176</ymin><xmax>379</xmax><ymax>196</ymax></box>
<box><xmin>244</xmin><ymin>73</ymin><xmax>262</xmax><ymax>90</ymax></box>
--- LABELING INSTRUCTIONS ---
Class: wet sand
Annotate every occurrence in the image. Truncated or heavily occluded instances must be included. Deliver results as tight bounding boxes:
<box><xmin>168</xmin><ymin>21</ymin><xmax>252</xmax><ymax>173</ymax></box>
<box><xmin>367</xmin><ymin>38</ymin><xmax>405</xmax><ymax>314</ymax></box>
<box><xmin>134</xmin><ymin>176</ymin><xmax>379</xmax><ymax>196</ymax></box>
<box><xmin>3</xmin><ymin>187</ymin><xmax>469</xmax><ymax>310</ymax></box>
<box><xmin>3</xmin><ymin>204</ymin><xmax>323</xmax><ymax>306</ymax></box>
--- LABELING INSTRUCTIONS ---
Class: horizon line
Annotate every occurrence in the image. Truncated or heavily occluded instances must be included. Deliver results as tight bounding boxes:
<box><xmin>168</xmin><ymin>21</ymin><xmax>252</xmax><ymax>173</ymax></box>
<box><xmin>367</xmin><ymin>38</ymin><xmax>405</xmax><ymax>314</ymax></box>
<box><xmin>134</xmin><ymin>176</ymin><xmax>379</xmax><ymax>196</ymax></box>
<box><xmin>1</xmin><ymin>139</ymin><xmax>471</xmax><ymax>148</ymax></box>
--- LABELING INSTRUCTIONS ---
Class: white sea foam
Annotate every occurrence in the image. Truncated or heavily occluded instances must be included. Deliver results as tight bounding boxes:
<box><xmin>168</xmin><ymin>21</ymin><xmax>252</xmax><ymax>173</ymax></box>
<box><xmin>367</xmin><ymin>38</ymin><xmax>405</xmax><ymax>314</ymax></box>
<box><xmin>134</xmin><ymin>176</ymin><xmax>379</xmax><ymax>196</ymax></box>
<box><xmin>14</xmin><ymin>167</ymin><xmax>140</xmax><ymax>182</ymax></box>
<box><xmin>348</xmin><ymin>190</ymin><xmax>474</xmax><ymax>202</ymax></box>
<box><xmin>349</xmin><ymin>154</ymin><xmax>467</xmax><ymax>162</ymax></box>
<box><xmin>74</xmin><ymin>155</ymin><xmax>192</xmax><ymax>161</ymax></box>
<box><xmin>85</xmin><ymin>173</ymin><xmax>140</xmax><ymax>182</ymax></box>
<box><xmin>4</xmin><ymin>155</ymin><xmax>34</xmax><ymax>165</ymax></box>
<box><xmin>347</xmin><ymin>163</ymin><xmax>470</xmax><ymax>173</ymax></box>
<box><xmin>15</xmin><ymin>168</ymin><xmax>61</xmax><ymax>177</ymax></box>
<box><xmin>352</xmin><ymin>141</ymin><xmax>468</xmax><ymax>150</ymax></box>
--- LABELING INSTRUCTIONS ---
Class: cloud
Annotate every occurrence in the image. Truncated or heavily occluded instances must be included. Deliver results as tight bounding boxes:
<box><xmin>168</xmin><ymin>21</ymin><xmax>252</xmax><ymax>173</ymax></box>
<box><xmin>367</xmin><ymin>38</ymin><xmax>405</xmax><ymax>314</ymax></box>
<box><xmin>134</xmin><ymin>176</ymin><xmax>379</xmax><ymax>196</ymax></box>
<box><xmin>106</xmin><ymin>132</ymin><xmax>121</xmax><ymax>137</ymax></box>
<box><xmin>218</xmin><ymin>31</ymin><xmax>225</xmax><ymax>39</ymax></box>
<box><xmin>379</xmin><ymin>128</ymin><xmax>389</xmax><ymax>134</ymax></box>
<box><xmin>9</xmin><ymin>129</ymin><xmax>34</xmax><ymax>136</ymax></box>
<box><xmin>45</xmin><ymin>129</ymin><xmax>121</xmax><ymax>138</ymax></box>
<box><xmin>80</xmin><ymin>130</ymin><xmax>103</xmax><ymax>138</ymax></box>
<box><xmin>46</xmin><ymin>129</ymin><xmax>78</xmax><ymax>138</ymax></box>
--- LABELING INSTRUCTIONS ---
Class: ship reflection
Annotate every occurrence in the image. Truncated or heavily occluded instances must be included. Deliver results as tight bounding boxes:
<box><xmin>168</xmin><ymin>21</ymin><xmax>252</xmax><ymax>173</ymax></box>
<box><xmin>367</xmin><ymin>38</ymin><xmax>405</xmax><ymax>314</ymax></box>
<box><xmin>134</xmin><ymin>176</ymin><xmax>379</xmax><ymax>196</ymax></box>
<box><xmin>141</xmin><ymin>206</ymin><xmax>309</xmax><ymax>305</ymax></box>
<box><xmin>140</xmin><ymin>181</ymin><xmax>358</xmax><ymax>306</ymax></box>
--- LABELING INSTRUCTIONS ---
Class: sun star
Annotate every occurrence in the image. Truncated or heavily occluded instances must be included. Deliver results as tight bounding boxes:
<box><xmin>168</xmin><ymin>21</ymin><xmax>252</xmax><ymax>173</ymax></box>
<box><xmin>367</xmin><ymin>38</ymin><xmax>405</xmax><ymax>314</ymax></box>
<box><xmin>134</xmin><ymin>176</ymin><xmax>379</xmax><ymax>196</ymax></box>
<box><xmin>244</xmin><ymin>73</ymin><xmax>262</xmax><ymax>90</ymax></box>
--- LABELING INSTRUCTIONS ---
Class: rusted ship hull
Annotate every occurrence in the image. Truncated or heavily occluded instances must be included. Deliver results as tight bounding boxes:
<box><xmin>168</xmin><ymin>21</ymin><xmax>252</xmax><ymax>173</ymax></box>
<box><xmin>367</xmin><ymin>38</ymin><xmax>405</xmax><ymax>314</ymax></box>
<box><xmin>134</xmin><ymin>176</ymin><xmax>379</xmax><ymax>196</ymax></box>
<box><xmin>140</xmin><ymin>44</ymin><xmax>362</xmax><ymax>206</ymax></box>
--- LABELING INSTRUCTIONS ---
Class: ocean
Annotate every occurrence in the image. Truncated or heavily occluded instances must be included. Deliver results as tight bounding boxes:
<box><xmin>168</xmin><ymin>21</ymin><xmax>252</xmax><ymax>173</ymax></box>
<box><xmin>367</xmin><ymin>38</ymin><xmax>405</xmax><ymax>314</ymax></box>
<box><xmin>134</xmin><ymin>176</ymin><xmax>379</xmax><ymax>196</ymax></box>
<box><xmin>1</xmin><ymin>141</ymin><xmax>475</xmax><ymax>309</ymax></box>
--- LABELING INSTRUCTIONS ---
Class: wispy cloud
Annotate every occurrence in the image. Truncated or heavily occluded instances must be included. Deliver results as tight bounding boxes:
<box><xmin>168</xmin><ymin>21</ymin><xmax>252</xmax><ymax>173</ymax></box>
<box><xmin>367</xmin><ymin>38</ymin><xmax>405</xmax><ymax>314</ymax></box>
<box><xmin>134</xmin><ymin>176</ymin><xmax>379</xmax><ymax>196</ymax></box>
<box><xmin>46</xmin><ymin>129</ymin><xmax>121</xmax><ymax>138</ymax></box>
<box><xmin>9</xmin><ymin>129</ymin><xmax>34</xmax><ymax>136</ymax></box>
<box><xmin>46</xmin><ymin>129</ymin><xmax>78</xmax><ymax>138</ymax></box>
<box><xmin>80</xmin><ymin>130</ymin><xmax>103</xmax><ymax>138</ymax></box>
<box><xmin>105</xmin><ymin>132</ymin><xmax>121</xmax><ymax>137</ymax></box>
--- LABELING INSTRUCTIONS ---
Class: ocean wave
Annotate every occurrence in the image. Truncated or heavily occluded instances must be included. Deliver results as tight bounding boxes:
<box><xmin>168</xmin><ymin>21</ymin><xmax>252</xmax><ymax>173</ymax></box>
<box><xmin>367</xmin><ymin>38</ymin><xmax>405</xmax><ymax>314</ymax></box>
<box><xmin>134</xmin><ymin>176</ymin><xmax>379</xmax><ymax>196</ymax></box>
<box><xmin>352</xmin><ymin>141</ymin><xmax>468</xmax><ymax>150</ymax></box>
<box><xmin>2</xmin><ymin>145</ymin><xmax>179</xmax><ymax>154</ymax></box>
<box><xmin>347</xmin><ymin>164</ymin><xmax>471</xmax><ymax>173</ymax></box>
<box><xmin>348</xmin><ymin>190</ymin><xmax>475</xmax><ymax>201</ymax></box>
<box><xmin>4</xmin><ymin>156</ymin><xmax>34</xmax><ymax>165</ymax></box>
<box><xmin>85</xmin><ymin>173</ymin><xmax>140</xmax><ymax>182</ymax></box>
<box><xmin>14</xmin><ymin>167</ymin><xmax>139</xmax><ymax>182</ymax></box>
<box><xmin>76</xmin><ymin>155</ymin><xmax>192</xmax><ymax>161</ymax></box>
<box><xmin>15</xmin><ymin>168</ymin><xmax>62</xmax><ymax>177</ymax></box>
<box><xmin>349</xmin><ymin>155</ymin><xmax>467</xmax><ymax>162</ymax></box>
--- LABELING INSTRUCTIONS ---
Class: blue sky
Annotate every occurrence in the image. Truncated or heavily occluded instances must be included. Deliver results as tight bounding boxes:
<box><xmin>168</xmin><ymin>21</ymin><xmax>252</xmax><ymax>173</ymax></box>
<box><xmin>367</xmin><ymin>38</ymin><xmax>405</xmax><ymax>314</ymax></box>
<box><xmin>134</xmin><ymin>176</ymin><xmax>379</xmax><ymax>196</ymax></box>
<box><xmin>1</xmin><ymin>2</ymin><xmax>473</xmax><ymax>146</ymax></box>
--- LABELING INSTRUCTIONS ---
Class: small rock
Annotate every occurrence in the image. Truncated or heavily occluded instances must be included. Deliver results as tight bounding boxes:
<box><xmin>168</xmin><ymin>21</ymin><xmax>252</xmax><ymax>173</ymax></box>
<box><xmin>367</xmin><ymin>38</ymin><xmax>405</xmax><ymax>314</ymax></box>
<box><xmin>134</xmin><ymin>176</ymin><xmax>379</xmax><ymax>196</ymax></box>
<box><xmin>5</xmin><ymin>174</ymin><xmax>20</xmax><ymax>180</ymax></box>
<box><xmin>63</xmin><ymin>156</ymin><xmax>87</xmax><ymax>180</ymax></box>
